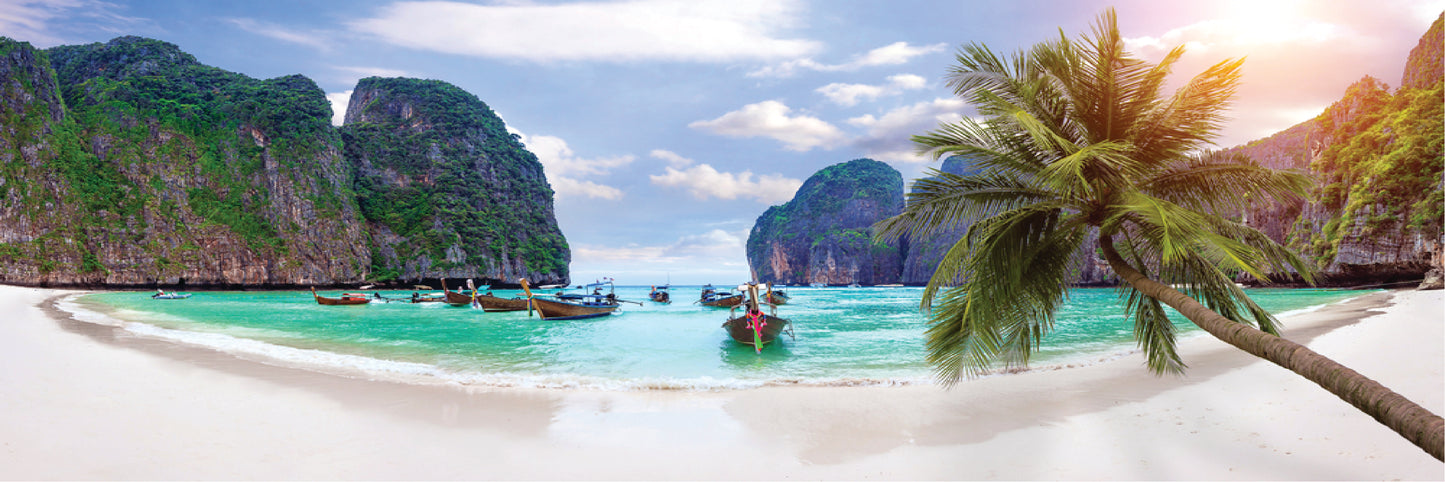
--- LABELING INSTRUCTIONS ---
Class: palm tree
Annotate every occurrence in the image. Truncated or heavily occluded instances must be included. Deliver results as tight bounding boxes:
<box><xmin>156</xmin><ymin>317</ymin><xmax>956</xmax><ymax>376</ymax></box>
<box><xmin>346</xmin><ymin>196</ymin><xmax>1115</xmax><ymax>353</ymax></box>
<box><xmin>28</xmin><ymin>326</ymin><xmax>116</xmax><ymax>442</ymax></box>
<box><xmin>875</xmin><ymin>8</ymin><xmax>1443</xmax><ymax>460</ymax></box>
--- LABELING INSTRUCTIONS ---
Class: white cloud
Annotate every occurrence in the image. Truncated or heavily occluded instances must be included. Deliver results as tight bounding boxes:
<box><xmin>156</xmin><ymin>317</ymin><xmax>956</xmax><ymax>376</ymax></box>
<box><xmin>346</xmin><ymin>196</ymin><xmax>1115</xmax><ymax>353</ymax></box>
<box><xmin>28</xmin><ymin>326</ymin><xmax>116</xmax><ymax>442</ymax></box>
<box><xmin>816</xmin><ymin>73</ymin><xmax>929</xmax><ymax>106</ymax></box>
<box><xmin>848</xmin><ymin>98</ymin><xmax>971</xmax><ymax>163</ymax></box>
<box><xmin>649</xmin><ymin>149</ymin><xmax>694</xmax><ymax>168</ymax></box>
<box><xmin>0</xmin><ymin>0</ymin><xmax>142</xmax><ymax>47</ymax></box>
<box><xmin>325</xmin><ymin>90</ymin><xmax>351</xmax><ymax>126</ymax></box>
<box><xmin>573</xmin><ymin>228</ymin><xmax>746</xmax><ymax>265</ymax></box>
<box><xmin>225</xmin><ymin>18</ymin><xmax>330</xmax><ymax>51</ymax></box>
<box><xmin>514</xmin><ymin>132</ymin><xmax>632</xmax><ymax>200</ymax></box>
<box><xmin>749</xmin><ymin>41</ymin><xmax>946</xmax><ymax>77</ymax></box>
<box><xmin>650</xmin><ymin>163</ymin><xmax>802</xmax><ymax>204</ymax></box>
<box><xmin>1113</xmin><ymin>0</ymin><xmax>1442</xmax><ymax>147</ymax></box>
<box><xmin>549</xmin><ymin>177</ymin><xmax>624</xmax><ymax>201</ymax></box>
<box><xmin>349</xmin><ymin>0</ymin><xmax>819</xmax><ymax>63</ymax></box>
<box><xmin>688</xmin><ymin>100</ymin><xmax>845</xmax><ymax>151</ymax></box>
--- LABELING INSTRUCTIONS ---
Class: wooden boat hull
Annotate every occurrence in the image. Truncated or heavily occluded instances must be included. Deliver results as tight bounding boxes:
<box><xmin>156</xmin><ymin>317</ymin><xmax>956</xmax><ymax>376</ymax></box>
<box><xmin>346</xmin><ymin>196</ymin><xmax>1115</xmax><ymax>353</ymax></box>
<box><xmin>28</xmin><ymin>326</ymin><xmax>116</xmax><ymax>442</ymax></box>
<box><xmin>723</xmin><ymin>313</ymin><xmax>789</xmax><ymax>347</ymax></box>
<box><xmin>474</xmin><ymin>294</ymin><xmax>530</xmax><ymax>312</ymax></box>
<box><xmin>312</xmin><ymin>288</ymin><xmax>370</xmax><ymax>306</ymax></box>
<box><xmin>766</xmin><ymin>292</ymin><xmax>789</xmax><ymax>305</ymax></box>
<box><xmin>442</xmin><ymin>290</ymin><xmax>473</xmax><ymax>306</ymax></box>
<box><xmin>701</xmin><ymin>294</ymin><xmax>743</xmax><ymax>307</ymax></box>
<box><xmin>529</xmin><ymin>296</ymin><xmax>618</xmax><ymax>320</ymax></box>
<box><xmin>649</xmin><ymin>292</ymin><xmax>671</xmax><ymax>303</ymax></box>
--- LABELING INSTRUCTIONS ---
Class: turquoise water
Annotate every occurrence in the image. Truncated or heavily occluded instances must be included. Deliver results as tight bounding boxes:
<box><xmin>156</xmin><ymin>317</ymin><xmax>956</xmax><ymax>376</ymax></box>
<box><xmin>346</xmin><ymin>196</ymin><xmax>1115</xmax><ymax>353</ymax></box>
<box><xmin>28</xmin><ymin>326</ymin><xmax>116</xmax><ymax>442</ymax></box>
<box><xmin>67</xmin><ymin>286</ymin><xmax>1368</xmax><ymax>390</ymax></box>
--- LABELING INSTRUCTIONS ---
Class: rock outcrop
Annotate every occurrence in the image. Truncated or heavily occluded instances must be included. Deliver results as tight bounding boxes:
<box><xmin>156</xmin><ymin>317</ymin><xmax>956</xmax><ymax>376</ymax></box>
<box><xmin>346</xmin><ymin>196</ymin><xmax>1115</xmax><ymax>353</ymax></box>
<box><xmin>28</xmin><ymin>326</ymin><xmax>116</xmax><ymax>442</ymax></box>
<box><xmin>1222</xmin><ymin>15</ymin><xmax>1443</xmax><ymax>287</ymax></box>
<box><xmin>341</xmin><ymin>77</ymin><xmax>569</xmax><ymax>286</ymax></box>
<box><xmin>0</xmin><ymin>37</ymin><xmax>370</xmax><ymax>287</ymax></box>
<box><xmin>746</xmin><ymin>159</ymin><xmax>904</xmax><ymax>285</ymax></box>
<box><xmin>0</xmin><ymin>37</ymin><xmax>569</xmax><ymax>288</ymax></box>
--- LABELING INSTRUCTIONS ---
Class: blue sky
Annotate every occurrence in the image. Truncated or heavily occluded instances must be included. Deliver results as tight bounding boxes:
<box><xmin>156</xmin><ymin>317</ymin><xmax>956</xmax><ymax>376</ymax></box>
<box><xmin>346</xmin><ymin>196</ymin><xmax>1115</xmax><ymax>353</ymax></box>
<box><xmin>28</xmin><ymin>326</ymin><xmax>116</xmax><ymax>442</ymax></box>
<box><xmin>3</xmin><ymin>0</ymin><xmax>1440</xmax><ymax>285</ymax></box>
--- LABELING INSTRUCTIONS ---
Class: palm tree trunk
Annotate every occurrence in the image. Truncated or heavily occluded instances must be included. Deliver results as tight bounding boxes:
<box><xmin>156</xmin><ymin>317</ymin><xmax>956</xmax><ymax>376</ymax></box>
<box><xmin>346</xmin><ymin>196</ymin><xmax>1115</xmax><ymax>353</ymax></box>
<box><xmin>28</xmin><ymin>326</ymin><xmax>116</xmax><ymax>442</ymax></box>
<box><xmin>1099</xmin><ymin>235</ymin><xmax>1444</xmax><ymax>461</ymax></box>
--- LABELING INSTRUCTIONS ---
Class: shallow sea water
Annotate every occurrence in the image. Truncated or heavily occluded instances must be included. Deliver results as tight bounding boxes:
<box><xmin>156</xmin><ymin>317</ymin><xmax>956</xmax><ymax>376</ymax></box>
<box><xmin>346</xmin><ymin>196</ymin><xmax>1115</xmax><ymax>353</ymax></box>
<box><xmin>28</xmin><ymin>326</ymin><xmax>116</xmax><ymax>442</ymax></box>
<box><xmin>68</xmin><ymin>286</ymin><xmax>1369</xmax><ymax>390</ymax></box>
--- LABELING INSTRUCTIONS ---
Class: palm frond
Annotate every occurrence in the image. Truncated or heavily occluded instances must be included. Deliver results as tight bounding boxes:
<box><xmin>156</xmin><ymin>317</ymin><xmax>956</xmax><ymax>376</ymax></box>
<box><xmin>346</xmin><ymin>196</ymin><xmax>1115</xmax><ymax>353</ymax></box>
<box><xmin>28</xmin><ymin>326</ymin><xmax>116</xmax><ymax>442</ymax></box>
<box><xmin>1132</xmin><ymin>56</ymin><xmax>1245</xmax><ymax>165</ymax></box>
<box><xmin>1141</xmin><ymin>152</ymin><xmax>1314</xmax><ymax>213</ymax></box>
<box><xmin>873</xmin><ymin>170</ymin><xmax>1056</xmax><ymax>244</ymax></box>
<box><xmin>923</xmin><ymin>203</ymin><xmax>1087</xmax><ymax>384</ymax></box>
<box><xmin>1121</xmin><ymin>285</ymin><xmax>1186</xmax><ymax>375</ymax></box>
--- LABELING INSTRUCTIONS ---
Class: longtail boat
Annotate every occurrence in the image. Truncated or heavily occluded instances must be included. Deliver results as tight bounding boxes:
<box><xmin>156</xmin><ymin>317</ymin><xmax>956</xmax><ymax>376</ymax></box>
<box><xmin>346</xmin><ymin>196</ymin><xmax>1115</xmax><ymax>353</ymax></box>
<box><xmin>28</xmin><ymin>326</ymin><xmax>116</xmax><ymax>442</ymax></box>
<box><xmin>311</xmin><ymin>287</ymin><xmax>371</xmax><ymax>306</ymax></box>
<box><xmin>151</xmin><ymin>289</ymin><xmax>191</xmax><ymax>300</ymax></box>
<box><xmin>440</xmin><ymin>279</ymin><xmax>475</xmax><ymax>306</ymax></box>
<box><xmin>698</xmin><ymin>283</ymin><xmax>743</xmax><ymax>307</ymax></box>
<box><xmin>520</xmin><ymin>278</ymin><xmax>621</xmax><ymax>320</ymax></box>
<box><xmin>471</xmin><ymin>292</ymin><xmax>531</xmax><ymax>312</ymax></box>
<box><xmin>723</xmin><ymin>282</ymin><xmax>792</xmax><ymax>353</ymax></box>
<box><xmin>648</xmin><ymin>284</ymin><xmax>671</xmax><ymax>304</ymax></box>
<box><xmin>764</xmin><ymin>283</ymin><xmax>790</xmax><ymax>305</ymax></box>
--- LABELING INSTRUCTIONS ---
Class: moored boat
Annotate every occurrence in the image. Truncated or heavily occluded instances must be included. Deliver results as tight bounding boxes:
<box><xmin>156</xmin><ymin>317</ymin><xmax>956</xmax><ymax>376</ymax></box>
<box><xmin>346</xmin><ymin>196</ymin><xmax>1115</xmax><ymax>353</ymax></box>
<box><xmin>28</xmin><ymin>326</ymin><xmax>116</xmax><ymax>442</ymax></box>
<box><xmin>311</xmin><ymin>287</ymin><xmax>371</xmax><ymax>306</ymax></box>
<box><xmin>698</xmin><ymin>283</ymin><xmax>743</xmax><ymax>307</ymax></box>
<box><xmin>150</xmin><ymin>289</ymin><xmax>191</xmax><ymax>300</ymax></box>
<box><xmin>764</xmin><ymin>282</ymin><xmax>789</xmax><ymax>305</ymax></box>
<box><xmin>471</xmin><ymin>292</ymin><xmax>531</xmax><ymax>312</ymax></box>
<box><xmin>520</xmin><ymin>278</ymin><xmax>621</xmax><ymax>320</ymax></box>
<box><xmin>440</xmin><ymin>279</ymin><xmax>476</xmax><ymax>306</ymax></box>
<box><xmin>723</xmin><ymin>282</ymin><xmax>792</xmax><ymax>353</ymax></box>
<box><xmin>369</xmin><ymin>292</ymin><xmax>445</xmax><ymax>303</ymax></box>
<box><xmin>649</xmin><ymin>284</ymin><xmax>671</xmax><ymax>304</ymax></box>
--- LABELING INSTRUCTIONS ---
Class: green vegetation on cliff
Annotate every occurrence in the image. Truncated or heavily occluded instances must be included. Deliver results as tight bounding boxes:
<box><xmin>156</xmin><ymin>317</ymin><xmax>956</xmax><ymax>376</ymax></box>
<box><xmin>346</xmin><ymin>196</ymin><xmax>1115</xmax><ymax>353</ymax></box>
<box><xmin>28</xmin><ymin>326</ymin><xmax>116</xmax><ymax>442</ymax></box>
<box><xmin>746</xmin><ymin>158</ymin><xmax>903</xmax><ymax>285</ymax></box>
<box><xmin>0</xmin><ymin>38</ymin><xmax>317</xmax><ymax>284</ymax></box>
<box><xmin>1295</xmin><ymin>73</ymin><xmax>1443</xmax><ymax>263</ymax></box>
<box><xmin>1</xmin><ymin>37</ymin><xmax>571</xmax><ymax>287</ymax></box>
<box><xmin>342</xmin><ymin>77</ymin><xmax>568</xmax><ymax>283</ymax></box>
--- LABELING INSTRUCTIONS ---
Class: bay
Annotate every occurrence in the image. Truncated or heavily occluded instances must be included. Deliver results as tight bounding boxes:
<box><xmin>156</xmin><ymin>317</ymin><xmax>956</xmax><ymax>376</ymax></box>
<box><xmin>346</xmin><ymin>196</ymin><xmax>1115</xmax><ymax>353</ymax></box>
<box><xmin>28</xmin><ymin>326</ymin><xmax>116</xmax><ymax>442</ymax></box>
<box><xmin>68</xmin><ymin>286</ymin><xmax>1370</xmax><ymax>390</ymax></box>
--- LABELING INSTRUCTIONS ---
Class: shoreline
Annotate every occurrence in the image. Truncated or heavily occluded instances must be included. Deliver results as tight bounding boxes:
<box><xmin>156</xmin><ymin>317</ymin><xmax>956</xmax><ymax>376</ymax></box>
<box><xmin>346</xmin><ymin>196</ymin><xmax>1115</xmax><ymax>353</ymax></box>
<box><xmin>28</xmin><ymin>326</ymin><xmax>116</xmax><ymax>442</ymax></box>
<box><xmin>51</xmin><ymin>287</ymin><xmax>1370</xmax><ymax>392</ymax></box>
<box><xmin>2</xmin><ymin>284</ymin><xmax>1441</xmax><ymax>479</ymax></box>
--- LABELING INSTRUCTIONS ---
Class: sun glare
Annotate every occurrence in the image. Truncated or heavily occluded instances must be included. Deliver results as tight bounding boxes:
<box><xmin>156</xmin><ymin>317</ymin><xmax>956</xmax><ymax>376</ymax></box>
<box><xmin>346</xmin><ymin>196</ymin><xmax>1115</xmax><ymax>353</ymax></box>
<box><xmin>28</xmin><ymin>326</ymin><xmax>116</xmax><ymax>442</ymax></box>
<box><xmin>1215</xmin><ymin>0</ymin><xmax>1338</xmax><ymax>46</ymax></box>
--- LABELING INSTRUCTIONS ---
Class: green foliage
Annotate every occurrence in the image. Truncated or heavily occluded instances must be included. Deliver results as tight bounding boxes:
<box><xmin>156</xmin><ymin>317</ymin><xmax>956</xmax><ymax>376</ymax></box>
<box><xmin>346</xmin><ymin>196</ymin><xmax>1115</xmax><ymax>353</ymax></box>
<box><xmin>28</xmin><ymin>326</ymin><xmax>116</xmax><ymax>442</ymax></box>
<box><xmin>877</xmin><ymin>9</ymin><xmax>1316</xmax><ymax>383</ymax></box>
<box><xmin>1297</xmin><ymin>76</ymin><xmax>1444</xmax><ymax>262</ymax></box>
<box><xmin>746</xmin><ymin>159</ymin><xmax>903</xmax><ymax>281</ymax></box>
<box><xmin>343</xmin><ymin>77</ymin><xmax>568</xmax><ymax>279</ymax></box>
<box><xmin>187</xmin><ymin>187</ymin><xmax>283</xmax><ymax>253</ymax></box>
<box><xmin>79</xmin><ymin>251</ymin><xmax>105</xmax><ymax>274</ymax></box>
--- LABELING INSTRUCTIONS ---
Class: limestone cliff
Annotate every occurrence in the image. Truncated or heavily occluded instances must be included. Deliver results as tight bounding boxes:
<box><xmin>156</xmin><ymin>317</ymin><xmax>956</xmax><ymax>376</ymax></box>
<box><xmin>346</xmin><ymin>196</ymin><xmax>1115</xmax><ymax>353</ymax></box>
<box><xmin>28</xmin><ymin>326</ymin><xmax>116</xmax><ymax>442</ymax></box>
<box><xmin>341</xmin><ymin>77</ymin><xmax>568</xmax><ymax>286</ymax></box>
<box><xmin>0</xmin><ymin>36</ymin><xmax>369</xmax><ymax>287</ymax></box>
<box><xmin>0</xmin><ymin>37</ymin><xmax>570</xmax><ymax>288</ymax></box>
<box><xmin>1222</xmin><ymin>14</ymin><xmax>1443</xmax><ymax>286</ymax></box>
<box><xmin>746</xmin><ymin>159</ymin><xmax>904</xmax><ymax>285</ymax></box>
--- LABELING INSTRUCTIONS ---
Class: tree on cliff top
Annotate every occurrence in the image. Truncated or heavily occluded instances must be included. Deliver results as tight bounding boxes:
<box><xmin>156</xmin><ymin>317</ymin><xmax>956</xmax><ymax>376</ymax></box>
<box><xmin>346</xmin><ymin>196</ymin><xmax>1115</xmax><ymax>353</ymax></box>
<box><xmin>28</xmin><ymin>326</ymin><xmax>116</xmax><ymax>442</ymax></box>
<box><xmin>875</xmin><ymin>8</ymin><xmax>1443</xmax><ymax>460</ymax></box>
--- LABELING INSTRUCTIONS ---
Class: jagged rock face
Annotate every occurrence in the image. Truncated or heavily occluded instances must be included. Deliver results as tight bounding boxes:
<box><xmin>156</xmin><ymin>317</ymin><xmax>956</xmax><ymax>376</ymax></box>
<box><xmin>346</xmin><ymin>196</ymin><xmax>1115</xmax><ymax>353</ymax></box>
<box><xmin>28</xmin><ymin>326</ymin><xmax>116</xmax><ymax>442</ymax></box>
<box><xmin>747</xmin><ymin>159</ymin><xmax>903</xmax><ymax>285</ymax></box>
<box><xmin>341</xmin><ymin>77</ymin><xmax>569</xmax><ymax>286</ymax></box>
<box><xmin>0</xmin><ymin>37</ymin><xmax>372</xmax><ymax>287</ymax></box>
<box><xmin>1402</xmin><ymin>13</ymin><xmax>1443</xmax><ymax>91</ymax></box>
<box><xmin>1221</xmin><ymin>17</ymin><xmax>1444</xmax><ymax>286</ymax></box>
<box><xmin>0</xmin><ymin>38</ymin><xmax>571</xmax><ymax>289</ymax></box>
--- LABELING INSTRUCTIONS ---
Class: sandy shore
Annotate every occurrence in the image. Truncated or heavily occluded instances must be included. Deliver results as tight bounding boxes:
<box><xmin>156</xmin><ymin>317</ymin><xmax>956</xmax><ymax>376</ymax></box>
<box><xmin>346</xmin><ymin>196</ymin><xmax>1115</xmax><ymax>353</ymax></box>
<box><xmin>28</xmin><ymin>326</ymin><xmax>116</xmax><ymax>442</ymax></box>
<box><xmin>0</xmin><ymin>285</ymin><xmax>1440</xmax><ymax>480</ymax></box>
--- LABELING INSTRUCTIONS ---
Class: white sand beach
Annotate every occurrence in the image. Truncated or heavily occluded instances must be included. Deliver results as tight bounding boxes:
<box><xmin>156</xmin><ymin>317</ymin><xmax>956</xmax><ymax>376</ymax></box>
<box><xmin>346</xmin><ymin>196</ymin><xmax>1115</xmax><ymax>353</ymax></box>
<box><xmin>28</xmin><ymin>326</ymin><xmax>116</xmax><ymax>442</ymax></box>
<box><xmin>0</xmin><ymin>284</ymin><xmax>1440</xmax><ymax>479</ymax></box>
